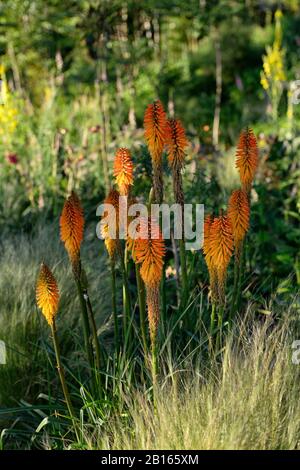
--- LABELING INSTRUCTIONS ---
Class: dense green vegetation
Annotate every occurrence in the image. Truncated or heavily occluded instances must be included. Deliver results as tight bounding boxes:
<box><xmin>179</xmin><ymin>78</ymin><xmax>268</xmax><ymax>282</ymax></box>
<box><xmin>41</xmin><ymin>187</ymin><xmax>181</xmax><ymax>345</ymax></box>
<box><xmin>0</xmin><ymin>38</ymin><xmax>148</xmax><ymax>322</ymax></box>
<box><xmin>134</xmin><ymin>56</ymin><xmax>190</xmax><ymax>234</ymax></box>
<box><xmin>0</xmin><ymin>0</ymin><xmax>299</xmax><ymax>450</ymax></box>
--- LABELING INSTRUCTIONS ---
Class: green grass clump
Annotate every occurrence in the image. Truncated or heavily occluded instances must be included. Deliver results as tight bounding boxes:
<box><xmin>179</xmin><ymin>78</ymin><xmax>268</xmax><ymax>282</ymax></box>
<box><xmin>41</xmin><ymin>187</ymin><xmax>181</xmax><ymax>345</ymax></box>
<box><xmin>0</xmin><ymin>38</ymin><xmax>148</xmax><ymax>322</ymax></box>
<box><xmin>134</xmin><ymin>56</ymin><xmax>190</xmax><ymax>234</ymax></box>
<box><xmin>0</xmin><ymin>220</ymin><xmax>299</xmax><ymax>449</ymax></box>
<box><xmin>76</xmin><ymin>312</ymin><xmax>300</xmax><ymax>450</ymax></box>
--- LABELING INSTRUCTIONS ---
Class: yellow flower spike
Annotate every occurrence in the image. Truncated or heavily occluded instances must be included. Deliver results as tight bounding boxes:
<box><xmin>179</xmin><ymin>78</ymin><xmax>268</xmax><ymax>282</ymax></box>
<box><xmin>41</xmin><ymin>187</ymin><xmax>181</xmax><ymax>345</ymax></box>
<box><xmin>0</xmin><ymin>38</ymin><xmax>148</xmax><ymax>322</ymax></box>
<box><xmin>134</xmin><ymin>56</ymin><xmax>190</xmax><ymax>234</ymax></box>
<box><xmin>36</xmin><ymin>263</ymin><xmax>60</xmax><ymax>326</ymax></box>
<box><xmin>0</xmin><ymin>64</ymin><xmax>18</xmax><ymax>140</ymax></box>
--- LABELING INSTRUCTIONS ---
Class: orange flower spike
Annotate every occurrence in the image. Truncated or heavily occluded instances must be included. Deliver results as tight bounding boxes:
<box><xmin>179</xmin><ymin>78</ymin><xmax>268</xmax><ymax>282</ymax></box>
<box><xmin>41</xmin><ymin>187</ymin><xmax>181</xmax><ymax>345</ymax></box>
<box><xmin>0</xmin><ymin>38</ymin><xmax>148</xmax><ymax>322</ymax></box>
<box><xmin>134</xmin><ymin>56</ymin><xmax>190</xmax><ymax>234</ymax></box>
<box><xmin>235</xmin><ymin>128</ymin><xmax>258</xmax><ymax>191</ymax></box>
<box><xmin>203</xmin><ymin>214</ymin><xmax>213</xmax><ymax>258</ymax></box>
<box><xmin>208</xmin><ymin>215</ymin><xmax>234</xmax><ymax>303</ymax></box>
<box><xmin>209</xmin><ymin>215</ymin><xmax>234</xmax><ymax>272</ymax></box>
<box><xmin>203</xmin><ymin>214</ymin><xmax>218</xmax><ymax>301</ymax></box>
<box><xmin>113</xmin><ymin>148</ymin><xmax>134</xmax><ymax>196</ymax></box>
<box><xmin>60</xmin><ymin>191</ymin><xmax>84</xmax><ymax>263</ymax></box>
<box><xmin>134</xmin><ymin>218</ymin><xmax>165</xmax><ymax>286</ymax></box>
<box><xmin>134</xmin><ymin>217</ymin><xmax>165</xmax><ymax>348</ymax></box>
<box><xmin>228</xmin><ymin>189</ymin><xmax>250</xmax><ymax>246</ymax></box>
<box><xmin>36</xmin><ymin>263</ymin><xmax>60</xmax><ymax>326</ymax></box>
<box><xmin>165</xmin><ymin>118</ymin><xmax>188</xmax><ymax>170</ymax></box>
<box><xmin>144</xmin><ymin>99</ymin><xmax>167</xmax><ymax>166</ymax></box>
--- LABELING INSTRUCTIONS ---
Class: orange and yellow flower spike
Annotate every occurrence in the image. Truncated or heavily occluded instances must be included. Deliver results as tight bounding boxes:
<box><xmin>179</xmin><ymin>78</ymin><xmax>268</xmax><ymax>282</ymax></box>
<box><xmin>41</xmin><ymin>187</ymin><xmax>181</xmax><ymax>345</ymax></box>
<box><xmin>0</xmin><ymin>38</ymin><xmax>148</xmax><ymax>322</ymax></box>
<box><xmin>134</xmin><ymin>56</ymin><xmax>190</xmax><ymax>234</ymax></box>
<box><xmin>235</xmin><ymin>128</ymin><xmax>258</xmax><ymax>192</ymax></box>
<box><xmin>36</xmin><ymin>263</ymin><xmax>59</xmax><ymax>326</ymax></box>
<box><xmin>144</xmin><ymin>100</ymin><xmax>167</xmax><ymax>165</ymax></box>
<box><xmin>134</xmin><ymin>217</ymin><xmax>165</xmax><ymax>346</ymax></box>
<box><xmin>208</xmin><ymin>214</ymin><xmax>234</xmax><ymax>303</ymax></box>
<box><xmin>228</xmin><ymin>189</ymin><xmax>250</xmax><ymax>252</ymax></box>
<box><xmin>144</xmin><ymin>100</ymin><xmax>167</xmax><ymax>203</ymax></box>
<box><xmin>203</xmin><ymin>214</ymin><xmax>217</xmax><ymax>302</ymax></box>
<box><xmin>113</xmin><ymin>148</ymin><xmax>134</xmax><ymax>196</ymax></box>
<box><xmin>60</xmin><ymin>191</ymin><xmax>84</xmax><ymax>269</ymax></box>
<box><xmin>165</xmin><ymin>118</ymin><xmax>188</xmax><ymax>171</ymax></box>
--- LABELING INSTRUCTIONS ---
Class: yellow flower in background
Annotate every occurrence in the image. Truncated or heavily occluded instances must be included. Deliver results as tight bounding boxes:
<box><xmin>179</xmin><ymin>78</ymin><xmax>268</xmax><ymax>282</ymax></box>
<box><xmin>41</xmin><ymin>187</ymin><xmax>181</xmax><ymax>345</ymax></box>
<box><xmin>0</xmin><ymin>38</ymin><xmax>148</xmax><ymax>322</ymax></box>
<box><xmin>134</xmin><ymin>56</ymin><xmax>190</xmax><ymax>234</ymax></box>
<box><xmin>0</xmin><ymin>64</ymin><xmax>18</xmax><ymax>141</ymax></box>
<box><xmin>261</xmin><ymin>45</ymin><xmax>286</xmax><ymax>88</ymax></box>
<box><xmin>260</xmin><ymin>9</ymin><xmax>286</xmax><ymax>120</ymax></box>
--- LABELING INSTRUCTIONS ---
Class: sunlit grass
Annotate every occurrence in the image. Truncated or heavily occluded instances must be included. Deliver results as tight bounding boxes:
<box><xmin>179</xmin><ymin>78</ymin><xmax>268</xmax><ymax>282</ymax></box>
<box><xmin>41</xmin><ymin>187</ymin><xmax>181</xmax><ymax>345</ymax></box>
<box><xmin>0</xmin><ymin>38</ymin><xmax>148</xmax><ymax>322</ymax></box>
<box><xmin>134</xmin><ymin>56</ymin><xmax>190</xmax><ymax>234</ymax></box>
<box><xmin>76</xmin><ymin>308</ymin><xmax>300</xmax><ymax>450</ymax></box>
<box><xmin>0</xmin><ymin>221</ymin><xmax>111</xmax><ymax>408</ymax></box>
<box><xmin>0</xmin><ymin>222</ymin><xmax>299</xmax><ymax>449</ymax></box>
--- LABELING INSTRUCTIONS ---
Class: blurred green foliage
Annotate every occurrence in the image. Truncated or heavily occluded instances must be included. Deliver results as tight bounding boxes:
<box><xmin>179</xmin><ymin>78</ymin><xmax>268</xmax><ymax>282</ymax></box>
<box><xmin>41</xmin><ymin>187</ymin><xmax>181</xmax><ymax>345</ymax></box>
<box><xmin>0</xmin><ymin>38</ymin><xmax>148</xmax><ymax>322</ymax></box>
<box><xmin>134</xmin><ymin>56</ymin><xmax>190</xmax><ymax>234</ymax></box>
<box><xmin>0</xmin><ymin>0</ymin><xmax>299</xmax><ymax>297</ymax></box>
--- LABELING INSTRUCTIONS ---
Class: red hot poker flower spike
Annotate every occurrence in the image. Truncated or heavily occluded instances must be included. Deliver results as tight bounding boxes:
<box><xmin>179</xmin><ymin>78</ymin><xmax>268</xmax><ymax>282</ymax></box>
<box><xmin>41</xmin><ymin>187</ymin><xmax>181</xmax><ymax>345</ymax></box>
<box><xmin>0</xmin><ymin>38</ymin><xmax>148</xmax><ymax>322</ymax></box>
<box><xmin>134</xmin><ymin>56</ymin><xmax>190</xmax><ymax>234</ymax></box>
<box><xmin>60</xmin><ymin>191</ymin><xmax>84</xmax><ymax>264</ymax></box>
<box><xmin>235</xmin><ymin>128</ymin><xmax>258</xmax><ymax>191</ymax></box>
<box><xmin>144</xmin><ymin>99</ymin><xmax>167</xmax><ymax>167</ymax></box>
<box><xmin>113</xmin><ymin>148</ymin><xmax>134</xmax><ymax>196</ymax></box>
<box><xmin>228</xmin><ymin>189</ymin><xmax>250</xmax><ymax>248</ymax></box>
<box><xmin>165</xmin><ymin>118</ymin><xmax>188</xmax><ymax>170</ymax></box>
<box><xmin>36</xmin><ymin>263</ymin><xmax>60</xmax><ymax>326</ymax></box>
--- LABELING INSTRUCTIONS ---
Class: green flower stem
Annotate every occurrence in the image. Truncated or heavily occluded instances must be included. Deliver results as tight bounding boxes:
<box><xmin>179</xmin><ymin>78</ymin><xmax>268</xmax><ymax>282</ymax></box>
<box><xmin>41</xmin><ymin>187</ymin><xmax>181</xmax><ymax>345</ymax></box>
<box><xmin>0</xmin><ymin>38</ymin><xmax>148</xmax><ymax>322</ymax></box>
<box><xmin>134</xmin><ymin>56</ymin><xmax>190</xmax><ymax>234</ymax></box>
<box><xmin>110</xmin><ymin>258</ymin><xmax>119</xmax><ymax>352</ymax></box>
<box><xmin>160</xmin><ymin>269</ymin><xmax>167</xmax><ymax>333</ymax></box>
<box><xmin>179</xmin><ymin>238</ymin><xmax>188</xmax><ymax>299</ymax></box>
<box><xmin>51</xmin><ymin>320</ymin><xmax>80</xmax><ymax>441</ymax></box>
<box><xmin>216</xmin><ymin>304</ymin><xmax>225</xmax><ymax>352</ymax></box>
<box><xmin>119</xmin><ymin>247</ymin><xmax>132</xmax><ymax>348</ymax></box>
<box><xmin>75</xmin><ymin>277</ymin><xmax>94</xmax><ymax>372</ymax></box>
<box><xmin>135</xmin><ymin>263</ymin><xmax>147</xmax><ymax>353</ymax></box>
<box><xmin>84</xmin><ymin>290</ymin><xmax>101</xmax><ymax>373</ymax></box>
<box><xmin>236</xmin><ymin>240</ymin><xmax>246</xmax><ymax>312</ymax></box>
<box><xmin>229</xmin><ymin>253</ymin><xmax>240</xmax><ymax>323</ymax></box>
<box><xmin>151</xmin><ymin>336</ymin><xmax>158</xmax><ymax>411</ymax></box>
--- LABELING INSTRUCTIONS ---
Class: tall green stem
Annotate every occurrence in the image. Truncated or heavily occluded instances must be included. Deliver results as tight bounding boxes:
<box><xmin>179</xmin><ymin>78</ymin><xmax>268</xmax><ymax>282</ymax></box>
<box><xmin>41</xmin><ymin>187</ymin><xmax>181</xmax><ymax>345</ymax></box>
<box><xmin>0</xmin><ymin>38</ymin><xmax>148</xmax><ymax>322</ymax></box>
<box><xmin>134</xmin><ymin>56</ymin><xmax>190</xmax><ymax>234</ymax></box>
<box><xmin>160</xmin><ymin>269</ymin><xmax>167</xmax><ymax>333</ymax></box>
<box><xmin>179</xmin><ymin>239</ymin><xmax>188</xmax><ymax>297</ymax></box>
<box><xmin>110</xmin><ymin>258</ymin><xmax>119</xmax><ymax>352</ymax></box>
<box><xmin>216</xmin><ymin>304</ymin><xmax>225</xmax><ymax>352</ymax></box>
<box><xmin>135</xmin><ymin>264</ymin><xmax>147</xmax><ymax>353</ymax></box>
<box><xmin>119</xmin><ymin>248</ymin><xmax>132</xmax><ymax>348</ymax></box>
<box><xmin>75</xmin><ymin>278</ymin><xmax>94</xmax><ymax>372</ymax></box>
<box><xmin>51</xmin><ymin>320</ymin><xmax>80</xmax><ymax>441</ymax></box>
<box><xmin>236</xmin><ymin>241</ymin><xmax>246</xmax><ymax>312</ymax></box>
<box><xmin>229</xmin><ymin>253</ymin><xmax>240</xmax><ymax>323</ymax></box>
<box><xmin>151</xmin><ymin>337</ymin><xmax>158</xmax><ymax>411</ymax></box>
<box><xmin>84</xmin><ymin>291</ymin><xmax>101</xmax><ymax>373</ymax></box>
